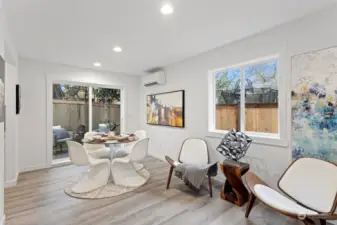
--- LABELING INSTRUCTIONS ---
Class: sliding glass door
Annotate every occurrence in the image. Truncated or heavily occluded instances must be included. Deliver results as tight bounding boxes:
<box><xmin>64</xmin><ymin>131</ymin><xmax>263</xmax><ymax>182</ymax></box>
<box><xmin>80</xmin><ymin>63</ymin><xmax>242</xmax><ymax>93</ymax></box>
<box><xmin>51</xmin><ymin>83</ymin><xmax>121</xmax><ymax>162</ymax></box>
<box><xmin>92</xmin><ymin>88</ymin><xmax>121</xmax><ymax>134</ymax></box>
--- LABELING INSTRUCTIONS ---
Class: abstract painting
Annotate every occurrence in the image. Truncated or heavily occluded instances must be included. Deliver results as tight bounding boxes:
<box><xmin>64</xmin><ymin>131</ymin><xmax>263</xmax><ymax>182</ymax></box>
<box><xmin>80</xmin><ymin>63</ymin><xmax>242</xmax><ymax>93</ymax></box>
<box><xmin>292</xmin><ymin>46</ymin><xmax>337</xmax><ymax>163</ymax></box>
<box><xmin>0</xmin><ymin>56</ymin><xmax>5</xmax><ymax>123</ymax></box>
<box><xmin>147</xmin><ymin>90</ymin><xmax>184</xmax><ymax>128</ymax></box>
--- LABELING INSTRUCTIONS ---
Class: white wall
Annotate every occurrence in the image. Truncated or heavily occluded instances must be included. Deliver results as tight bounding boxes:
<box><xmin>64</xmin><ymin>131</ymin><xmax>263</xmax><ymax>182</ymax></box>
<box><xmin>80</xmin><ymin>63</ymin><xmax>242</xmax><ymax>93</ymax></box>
<box><xmin>140</xmin><ymin>5</ymin><xmax>337</xmax><ymax>188</ymax></box>
<box><xmin>0</xmin><ymin>1</ymin><xmax>4</xmax><ymax>222</ymax></box>
<box><xmin>3</xmin><ymin>4</ymin><xmax>19</xmax><ymax>189</ymax></box>
<box><xmin>0</xmin><ymin>0</ymin><xmax>19</xmax><ymax>223</ymax></box>
<box><xmin>18</xmin><ymin>58</ymin><xmax>141</xmax><ymax>172</ymax></box>
<box><xmin>5</xmin><ymin>63</ymin><xmax>18</xmax><ymax>186</ymax></box>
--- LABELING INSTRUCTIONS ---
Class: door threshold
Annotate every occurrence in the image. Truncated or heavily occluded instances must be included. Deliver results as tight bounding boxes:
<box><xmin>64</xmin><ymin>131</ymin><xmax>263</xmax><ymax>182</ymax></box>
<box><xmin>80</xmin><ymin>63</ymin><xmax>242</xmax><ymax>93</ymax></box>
<box><xmin>52</xmin><ymin>157</ymin><xmax>71</xmax><ymax>167</ymax></box>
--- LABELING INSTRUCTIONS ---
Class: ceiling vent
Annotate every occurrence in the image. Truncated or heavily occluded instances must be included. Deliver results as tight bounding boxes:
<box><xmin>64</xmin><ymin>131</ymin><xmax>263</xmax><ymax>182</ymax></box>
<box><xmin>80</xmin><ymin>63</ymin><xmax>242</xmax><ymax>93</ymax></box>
<box><xmin>142</xmin><ymin>70</ymin><xmax>166</xmax><ymax>87</ymax></box>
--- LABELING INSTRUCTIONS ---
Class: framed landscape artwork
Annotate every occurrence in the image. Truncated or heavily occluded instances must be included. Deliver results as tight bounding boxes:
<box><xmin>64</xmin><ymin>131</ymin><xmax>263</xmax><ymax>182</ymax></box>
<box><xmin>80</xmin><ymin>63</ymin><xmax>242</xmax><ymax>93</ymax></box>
<box><xmin>291</xmin><ymin>46</ymin><xmax>337</xmax><ymax>163</ymax></box>
<box><xmin>147</xmin><ymin>90</ymin><xmax>185</xmax><ymax>128</ymax></box>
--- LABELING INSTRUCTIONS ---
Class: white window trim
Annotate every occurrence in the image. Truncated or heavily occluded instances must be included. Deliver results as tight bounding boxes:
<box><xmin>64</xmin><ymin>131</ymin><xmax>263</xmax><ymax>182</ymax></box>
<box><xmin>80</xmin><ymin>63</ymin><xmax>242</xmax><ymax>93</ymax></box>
<box><xmin>207</xmin><ymin>54</ymin><xmax>289</xmax><ymax>147</ymax></box>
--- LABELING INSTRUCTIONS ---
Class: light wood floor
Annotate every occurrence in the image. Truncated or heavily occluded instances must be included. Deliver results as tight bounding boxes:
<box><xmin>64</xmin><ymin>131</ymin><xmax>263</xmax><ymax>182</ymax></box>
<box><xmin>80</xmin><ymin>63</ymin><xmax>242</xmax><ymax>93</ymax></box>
<box><xmin>5</xmin><ymin>157</ymin><xmax>315</xmax><ymax>225</ymax></box>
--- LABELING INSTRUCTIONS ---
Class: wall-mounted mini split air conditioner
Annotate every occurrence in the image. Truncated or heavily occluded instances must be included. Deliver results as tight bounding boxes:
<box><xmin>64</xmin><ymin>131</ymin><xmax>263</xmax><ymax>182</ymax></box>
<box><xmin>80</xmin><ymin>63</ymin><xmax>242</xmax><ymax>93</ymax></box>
<box><xmin>142</xmin><ymin>71</ymin><xmax>166</xmax><ymax>87</ymax></box>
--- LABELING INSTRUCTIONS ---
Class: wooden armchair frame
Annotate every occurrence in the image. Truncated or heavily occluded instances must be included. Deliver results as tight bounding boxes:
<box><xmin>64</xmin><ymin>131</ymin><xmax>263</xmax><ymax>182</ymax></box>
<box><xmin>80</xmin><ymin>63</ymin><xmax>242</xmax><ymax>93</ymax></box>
<box><xmin>165</xmin><ymin>138</ymin><xmax>213</xmax><ymax>197</ymax></box>
<box><xmin>245</xmin><ymin>158</ymin><xmax>337</xmax><ymax>225</ymax></box>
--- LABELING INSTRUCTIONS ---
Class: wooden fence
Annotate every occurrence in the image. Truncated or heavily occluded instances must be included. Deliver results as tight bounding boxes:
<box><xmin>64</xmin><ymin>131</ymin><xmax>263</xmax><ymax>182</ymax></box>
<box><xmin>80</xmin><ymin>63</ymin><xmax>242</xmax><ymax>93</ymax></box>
<box><xmin>53</xmin><ymin>100</ymin><xmax>120</xmax><ymax>131</ymax></box>
<box><xmin>216</xmin><ymin>103</ymin><xmax>278</xmax><ymax>133</ymax></box>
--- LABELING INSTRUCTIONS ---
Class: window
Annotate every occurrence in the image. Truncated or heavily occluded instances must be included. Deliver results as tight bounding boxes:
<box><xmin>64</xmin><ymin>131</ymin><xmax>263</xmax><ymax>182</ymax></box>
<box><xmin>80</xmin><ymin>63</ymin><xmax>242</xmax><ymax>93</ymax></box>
<box><xmin>211</xmin><ymin>57</ymin><xmax>279</xmax><ymax>136</ymax></box>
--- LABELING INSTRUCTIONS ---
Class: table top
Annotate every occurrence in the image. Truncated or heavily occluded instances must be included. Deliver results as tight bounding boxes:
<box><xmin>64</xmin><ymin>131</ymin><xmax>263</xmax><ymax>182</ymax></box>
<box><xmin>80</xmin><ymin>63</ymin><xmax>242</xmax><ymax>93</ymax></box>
<box><xmin>221</xmin><ymin>159</ymin><xmax>250</xmax><ymax>170</ymax></box>
<box><xmin>105</xmin><ymin>139</ymin><xmax>137</xmax><ymax>145</ymax></box>
<box><xmin>82</xmin><ymin>135</ymin><xmax>138</xmax><ymax>145</ymax></box>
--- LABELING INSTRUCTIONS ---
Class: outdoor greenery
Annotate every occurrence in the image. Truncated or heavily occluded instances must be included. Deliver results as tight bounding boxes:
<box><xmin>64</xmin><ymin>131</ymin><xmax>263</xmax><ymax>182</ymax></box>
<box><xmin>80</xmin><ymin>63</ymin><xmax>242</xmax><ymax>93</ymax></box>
<box><xmin>216</xmin><ymin>62</ymin><xmax>278</xmax><ymax>104</ymax></box>
<box><xmin>107</xmin><ymin>120</ymin><xmax>120</xmax><ymax>131</ymax></box>
<box><xmin>53</xmin><ymin>84</ymin><xmax>89</xmax><ymax>100</ymax></box>
<box><xmin>93</xmin><ymin>88</ymin><xmax>120</xmax><ymax>102</ymax></box>
<box><xmin>53</xmin><ymin>84</ymin><xmax>121</xmax><ymax>103</ymax></box>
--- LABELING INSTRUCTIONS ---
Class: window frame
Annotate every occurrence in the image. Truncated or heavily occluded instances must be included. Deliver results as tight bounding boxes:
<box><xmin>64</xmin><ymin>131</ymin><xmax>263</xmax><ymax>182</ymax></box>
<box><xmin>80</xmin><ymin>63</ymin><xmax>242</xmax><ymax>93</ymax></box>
<box><xmin>208</xmin><ymin>54</ymin><xmax>288</xmax><ymax>147</ymax></box>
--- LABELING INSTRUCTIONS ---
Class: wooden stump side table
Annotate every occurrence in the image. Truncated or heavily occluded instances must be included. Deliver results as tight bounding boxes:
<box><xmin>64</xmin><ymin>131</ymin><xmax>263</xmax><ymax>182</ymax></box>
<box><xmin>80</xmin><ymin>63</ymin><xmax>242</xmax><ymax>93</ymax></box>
<box><xmin>220</xmin><ymin>159</ymin><xmax>250</xmax><ymax>207</ymax></box>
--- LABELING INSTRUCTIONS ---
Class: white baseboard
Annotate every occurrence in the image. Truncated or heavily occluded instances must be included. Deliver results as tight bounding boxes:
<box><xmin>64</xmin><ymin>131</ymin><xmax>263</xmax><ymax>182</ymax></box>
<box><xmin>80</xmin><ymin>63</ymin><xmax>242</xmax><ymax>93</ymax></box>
<box><xmin>148</xmin><ymin>152</ymin><xmax>164</xmax><ymax>161</ymax></box>
<box><xmin>4</xmin><ymin>173</ymin><xmax>18</xmax><ymax>188</ymax></box>
<box><xmin>212</xmin><ymin>174</ymin><xmax>226</xmax><ymax>183</ymax></box>
<box><xmin>20</xmin><ymin>164</ymin><xmax>46</xmax><ymax>173</ymax></box>
<box><xmin>52</xmin><ymin>158</ymin><xmax>71</xmax><ymax>168</ymax></box>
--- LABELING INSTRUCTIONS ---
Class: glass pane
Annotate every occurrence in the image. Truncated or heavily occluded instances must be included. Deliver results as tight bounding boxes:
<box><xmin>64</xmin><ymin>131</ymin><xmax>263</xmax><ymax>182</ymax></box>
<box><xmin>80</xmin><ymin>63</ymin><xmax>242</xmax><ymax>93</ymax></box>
<box><xmin>92</xmin><ymin>88</ymin><xmax>121</xmax><ymax>134</ymax></box>
<box><xmin>244</xmin><ymin>61</ymin><xmax>278</xmax><ymax>133</ymax></box>
<box><xmin>215</xmin><ymin>68</ymin><xmax>241</xmax><ymax>131</ymax></box>
<box><xmin>52</xmin><ymin>84</ymin><xmax>89</xmax><ymax>160</ymax></box>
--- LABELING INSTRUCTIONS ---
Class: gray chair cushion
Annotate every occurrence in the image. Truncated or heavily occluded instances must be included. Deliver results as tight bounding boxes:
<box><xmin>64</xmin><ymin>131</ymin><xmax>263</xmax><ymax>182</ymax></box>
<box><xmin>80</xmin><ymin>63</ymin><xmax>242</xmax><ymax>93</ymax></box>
<box><xmin>53</xmin><ymin>128</ymin><xmax>70</xmax><ymax>140</ymax></box>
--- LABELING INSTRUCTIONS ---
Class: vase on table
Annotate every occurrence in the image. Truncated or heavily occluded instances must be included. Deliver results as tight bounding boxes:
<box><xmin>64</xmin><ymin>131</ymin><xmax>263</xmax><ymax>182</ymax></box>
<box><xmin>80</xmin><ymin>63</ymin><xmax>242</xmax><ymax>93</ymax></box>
<box><xmin>108</xmin><ymin>131</ymin><xmax>115</xmax><ymax>137</ymax></box>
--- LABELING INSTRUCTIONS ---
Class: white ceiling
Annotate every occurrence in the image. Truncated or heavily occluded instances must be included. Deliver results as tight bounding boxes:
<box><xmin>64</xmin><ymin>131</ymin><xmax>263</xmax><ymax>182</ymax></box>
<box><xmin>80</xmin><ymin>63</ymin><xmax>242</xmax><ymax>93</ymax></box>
<box><xmin>4</xmin><ymin>0</ymin><xmax>335</xmax><ymax>75</ymax></box>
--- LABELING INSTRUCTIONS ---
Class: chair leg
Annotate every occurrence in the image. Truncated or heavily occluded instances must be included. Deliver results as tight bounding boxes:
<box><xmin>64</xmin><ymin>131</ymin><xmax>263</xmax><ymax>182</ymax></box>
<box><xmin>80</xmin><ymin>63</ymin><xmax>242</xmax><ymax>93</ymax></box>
<box><xmin>166</xmin><ymin>166</ymin><xmax>174</xmax><ymax>189</ymax></box>
<box><xmin>302</xmin><ymin>219</ymin><xmax>315</xmax><ymax>225</ymax></box>
<box><xmin>245</xmin><ymin>193</ymin><xmax>256</xmax><ymax>218</ymax></box>
<box><xmin>208</xmin><ymin>175</ymin><xmax>213</xmax><ymax>198</ymax></box>
<box><xmin>320</xmin><ymin>219</ymin><xmax>326</xmax><ymax>225</ymax></box>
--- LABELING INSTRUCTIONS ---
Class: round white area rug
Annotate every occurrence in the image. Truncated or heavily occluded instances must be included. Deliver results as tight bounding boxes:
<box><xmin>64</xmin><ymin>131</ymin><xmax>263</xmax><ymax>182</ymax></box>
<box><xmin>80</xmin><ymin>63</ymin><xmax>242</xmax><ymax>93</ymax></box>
<box><xmin>64</xmin><ymin>168</ymin><xmax>150</xmax><ymax>199</ymax></box>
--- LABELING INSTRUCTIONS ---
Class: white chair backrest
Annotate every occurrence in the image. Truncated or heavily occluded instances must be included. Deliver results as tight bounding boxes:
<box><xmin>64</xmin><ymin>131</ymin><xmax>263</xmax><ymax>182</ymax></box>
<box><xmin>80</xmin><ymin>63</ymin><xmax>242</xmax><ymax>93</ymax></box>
<box><xmin>83</xmin><ymin>143</ymin><xmax>106</xmax><ymax>151</ymax></box>
<box><xmin>130</xmin><ymin>138</ymin><xmax>149</xmax><ymax>161</ymax></box>
<box><xmin>67</xmin><ymin>141</ymin><xmax>89</xmax><ymax>166</ymax></box>
<box><xmin>179</xmin><ymin>139</ymin><xmax>208</xmax><ymax>164</ymax></box>
<box><xmin>278</xmin><ymin>158</ymin><xmax>337</xmax><ymax>213</ymax></box>
<box><xmin>84</xmin><ymin>132</ymin><xmax>98</xmax><ymax>138</ymax></box>
<box><xmin>134</xmin><ymin>130</ymin><xmax>147</xmax><ymax>139</ymax></box>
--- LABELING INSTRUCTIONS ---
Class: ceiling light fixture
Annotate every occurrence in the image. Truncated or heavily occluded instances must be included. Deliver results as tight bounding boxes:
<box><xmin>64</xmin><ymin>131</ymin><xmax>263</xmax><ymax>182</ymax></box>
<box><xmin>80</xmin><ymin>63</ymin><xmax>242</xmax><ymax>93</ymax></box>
<box><xmin>93</xmin><ymin>62</ymin><xmax>101</xmax><ymax>67</ymax></box>
<box><xmin>161</xmin><ymin>4</ymin><xmax>174</xmax><ymax>15</ymax></box>
<box><xmin>113</xmin><ymin>46</ymin><xmax>122</xmax><ymax>52</ymax></box>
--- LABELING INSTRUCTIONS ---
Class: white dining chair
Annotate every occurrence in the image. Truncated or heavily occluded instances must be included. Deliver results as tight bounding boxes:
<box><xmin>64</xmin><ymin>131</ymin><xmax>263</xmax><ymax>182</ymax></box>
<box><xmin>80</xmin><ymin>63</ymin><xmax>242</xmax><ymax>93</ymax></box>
<box><xmin>135</xmin><ymin>130</ymin><xmax>147</xmax><ymax>139</ymax></box>
<box><xmin>110</xmin><ymin>138</ymin><xmax>149</xmax><ymax>187</ymax></box>
<box><xmin>67</xmin><ymin>141</ymin><xmax>110</xmax><ymax>193</ymax></box>
<box><xmin>123</xmin><ymin>130</ymin><xmax>147</xmax><ymax>154</ymax></box>
<box><xmin>83</xmin><ymin>132</ymin><xmax>111</xmax><ymax>159</ymax></box>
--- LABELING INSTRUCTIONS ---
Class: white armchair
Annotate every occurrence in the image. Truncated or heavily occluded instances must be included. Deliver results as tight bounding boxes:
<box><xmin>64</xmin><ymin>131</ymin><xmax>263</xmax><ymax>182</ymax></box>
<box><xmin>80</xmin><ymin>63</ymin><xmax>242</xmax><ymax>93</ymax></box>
<box><xmin>110</xmin><ymin>138</ymin><xmax>149</xmax><ymax>187</ymax></box>
<box><xmin>165</xmin><ymin>138</ymin><xmax>213</xmax><ymax>197</ymax></box>
<box><xmin>245</xmin><ymin>157</ymin><xmax>337</xmax><ymax>225</ymax></box>
<box><xmin>67</xmin><ymin>141</ymin><xmax>110</xmax><ymax>193</ymax></box>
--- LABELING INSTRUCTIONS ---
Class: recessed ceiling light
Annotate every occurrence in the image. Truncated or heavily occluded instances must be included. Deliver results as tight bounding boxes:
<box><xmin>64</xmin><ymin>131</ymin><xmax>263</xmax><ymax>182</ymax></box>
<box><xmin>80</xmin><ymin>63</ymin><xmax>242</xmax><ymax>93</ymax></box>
<box><xmin>113</xmin><ymin>46</ymin><xmax>122</xmax><ymax>52</ymax></box>
<box><xmin>93</xmin><ymin>62</ymin><xmax>101</xmax><ymax>67</ymax></box>
<box><xmin>161</xmin><ymin>4</ymin><xmax>174</xmax><ymax>15</ymax></box>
